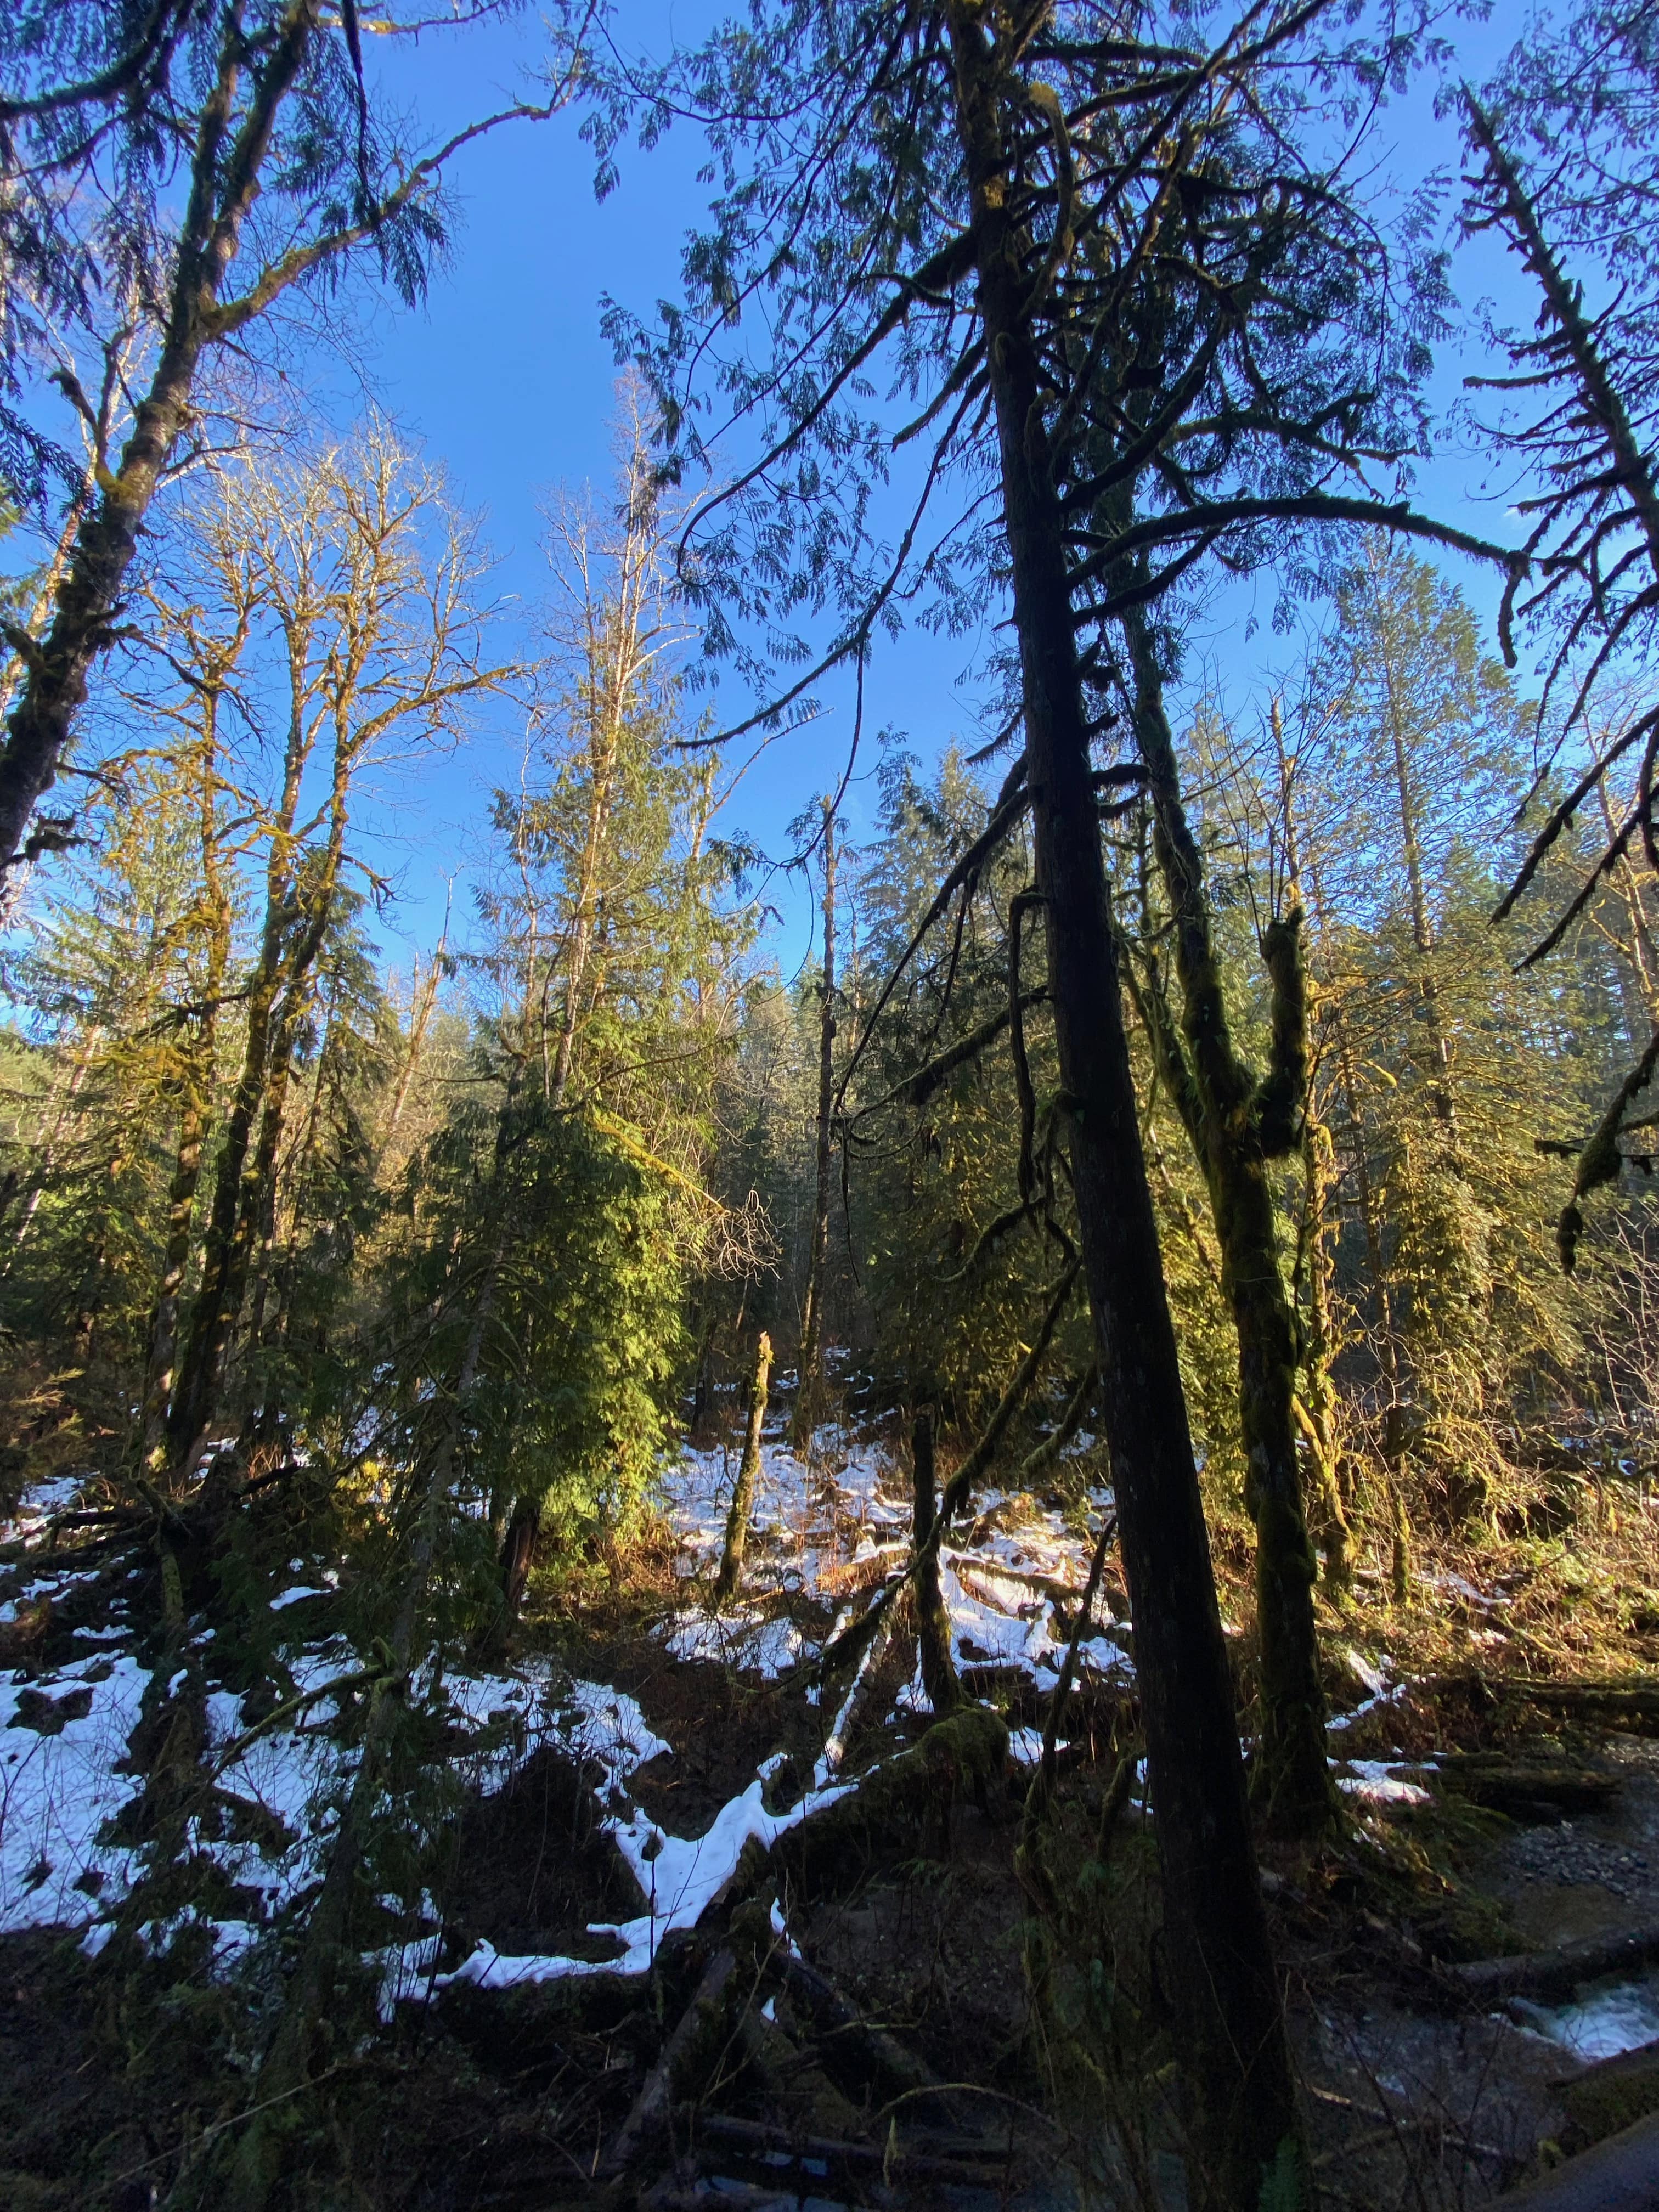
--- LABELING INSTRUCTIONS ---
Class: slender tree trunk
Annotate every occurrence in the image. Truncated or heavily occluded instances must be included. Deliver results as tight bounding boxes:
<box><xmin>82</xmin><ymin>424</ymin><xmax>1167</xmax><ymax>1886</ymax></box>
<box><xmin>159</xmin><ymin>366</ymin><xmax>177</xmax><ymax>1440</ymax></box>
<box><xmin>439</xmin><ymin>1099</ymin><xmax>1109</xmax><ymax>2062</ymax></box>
<box><xmin>1309</xmin><ymin>850</ymin><xmax>1409</xmax><ymax>1486</ymax></box>
<box><xmin>716</xmin><ymin>1332</ymin><xmax>772</xmax><ymax>1604</ymax></box>
<box><xmin>236</xmin><ymin>983</ymin><xmax>313</xmax><ymax>1360</ymax></box>
<box><xmin>1126</xmin><ymin>625</ymin><xmax>1331</xmax><ymax>1835</ymax></box>
<box><xmin>143</xmin><ymin>838</ymin><xmax>231</xmax><ymax>1454</ymax></box>
<box><xmin>169</xmin><ymin>724</ymin><xmax>344</xmax><ymax>1464</ymax></box>
<box><xmin>500</xmin><ymin>1496</ymin><xmax>540</xmax><ymax>1617</ymax></box>
<box><xmin>378</xmin><ymin>922</ymin><xmax>449</xmax><ymax>1166</ymax></box>
<box><xmin>793</xmin><ymin>803</ymin><xmax>838</xmax><ymax>1448</ymax></box>
<box><xmin>945</xmin><ymin>14</ymin><xmax>1302</xmax><ymax>2203</ymax></box>
<box><xmin>910</xmin><ymin>1408</ymin><xmax>960</xmax><ymax>1717</ymax></box>
<box><xmin>1380</xmin><ymin>658</ymin><xmax>1455</xmax><ymax>1126</ymax></box>
<box><xmin>690</xmin><ymin>1306</ymin><xmax>718</xmax><ymax>1441</ymax></box>
<box><xmin>1276</xmin><ymin>710</ymin><xmax>1350</xmax><ymax>1595</ymax></box>
<box><xmin>1298</xmin><ymin>1109</ymin><xmax>1352</xmax><ymax>1594</ymax></box>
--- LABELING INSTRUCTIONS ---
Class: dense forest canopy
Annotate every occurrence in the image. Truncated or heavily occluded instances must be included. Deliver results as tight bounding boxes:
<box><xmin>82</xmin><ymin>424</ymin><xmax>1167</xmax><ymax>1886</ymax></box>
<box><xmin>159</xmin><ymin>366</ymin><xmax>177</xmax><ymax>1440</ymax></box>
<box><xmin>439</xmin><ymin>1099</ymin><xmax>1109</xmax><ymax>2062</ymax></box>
<box><xmin>5</xmin><ymin>6</ymin><xmax>1659</xmax><ymax>2211</ymax></box>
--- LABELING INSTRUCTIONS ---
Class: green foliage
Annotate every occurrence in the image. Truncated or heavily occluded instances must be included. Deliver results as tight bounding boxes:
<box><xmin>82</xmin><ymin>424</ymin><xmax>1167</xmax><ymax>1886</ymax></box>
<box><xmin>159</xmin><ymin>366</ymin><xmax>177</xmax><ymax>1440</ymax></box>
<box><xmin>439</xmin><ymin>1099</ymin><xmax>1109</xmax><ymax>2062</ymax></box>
<box><xmin>371</xmin><ymin>1088</ymin><xmax>685</xmax><ymax>1558</ymax></box>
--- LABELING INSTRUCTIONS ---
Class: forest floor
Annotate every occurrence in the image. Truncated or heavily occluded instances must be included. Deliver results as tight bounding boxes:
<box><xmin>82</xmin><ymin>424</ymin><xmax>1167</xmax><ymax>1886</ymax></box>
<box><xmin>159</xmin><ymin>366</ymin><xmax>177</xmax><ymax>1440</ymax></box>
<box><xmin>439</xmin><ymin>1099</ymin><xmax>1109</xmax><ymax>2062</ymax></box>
<box><xmin>4</xmin><ymin>1391</ymin><xmax>1659</xmax><ymax>2209</ymax></box>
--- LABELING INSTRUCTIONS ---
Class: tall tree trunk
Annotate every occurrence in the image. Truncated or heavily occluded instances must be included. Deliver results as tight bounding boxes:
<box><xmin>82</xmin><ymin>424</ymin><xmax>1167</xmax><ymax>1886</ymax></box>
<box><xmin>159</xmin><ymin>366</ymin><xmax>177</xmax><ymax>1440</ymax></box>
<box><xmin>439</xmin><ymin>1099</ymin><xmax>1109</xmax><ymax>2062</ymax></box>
<box><xmin>167</xmin><ymin>901</ymin><xmax>339</xmax><ymax>1462</ymax></box>
<box><xmin>143</xmin><ymin>787</ymin><xmax>234</xmax><ymax>1477</ymax></box>
<box><xmin>1126</xmin><ymin>621</ymin><xmax>1332</xmax><ymax>1836</ymax></box>
<box><xmin>945</xmin><ymin>14</ymin><xmax>1302</xmax><ymax>2204</ymax></box>
<box><xmin>1276</xmin><ymin>708</ymin><xmax>1350</xmax><ymax>1596</ymax></box>
<box><xmin>1376</xmin><ymin>611</ymin><xmax>1456</xmax><ymax>1128</ymax></box>
<box><xmin>1308</xmin><ymin>853</ymin><xmax>1409</xmax><ymax>1485</ymax></box>
<box><xmin>377</xmin><ymin>919</ymin><xmax>449</xmax><ymax>1167</ymax></box>
<box><xmin>792</xmin><ymin>801</ymin><xmax>837</xmax><ymax>1448</ymax></box>
<box><xmin>910</xmin><ymin>1407</ymin><xmax>960</xmax><ymax>1717</ymax></box>
<box><xmin>716</xmin><ymin>1333</ymin><xmax>772</xmax><ymax>1604</ymax></box>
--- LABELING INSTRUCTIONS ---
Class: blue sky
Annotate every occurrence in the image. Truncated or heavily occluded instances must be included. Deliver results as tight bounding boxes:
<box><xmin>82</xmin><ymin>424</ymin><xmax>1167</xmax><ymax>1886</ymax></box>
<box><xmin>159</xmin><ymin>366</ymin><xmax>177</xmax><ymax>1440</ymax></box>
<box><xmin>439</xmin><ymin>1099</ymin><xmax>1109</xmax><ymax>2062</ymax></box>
<box><xmin>332</xmin><ymin>2</ymin><xmax>1533</xmax><ymax>983</ymax></box>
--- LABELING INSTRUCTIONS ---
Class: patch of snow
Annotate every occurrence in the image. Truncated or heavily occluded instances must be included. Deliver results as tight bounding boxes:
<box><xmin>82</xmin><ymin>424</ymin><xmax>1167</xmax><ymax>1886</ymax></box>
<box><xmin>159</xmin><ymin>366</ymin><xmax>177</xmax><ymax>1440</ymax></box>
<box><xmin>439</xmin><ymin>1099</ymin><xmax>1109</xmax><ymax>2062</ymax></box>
<box><xmin>439</xmin><ymin>1764</ymin><xmax>855</xmax><ymax>1991</ymax></box>
<box><xmin>1336</xmin><ymin>1758</ymin><xmax>1432</xmax><ymax>1808</ymax></box>
<box><xmin>0</xmin><ymin>1473</ymin><xmax>88</xmax><ymax>1547</ymax></box>
<box><xmin>662</xmin><ymin>1610</ymin><xmax>806</xmax><ymax>1679</ymax></box>
<box><xmin>269</xmin><ymin>1587</ymin><xmax>330</xmax><ymax>1611</ymax></box>
<box><xmin>940</xmin><ymin>1561</ymin><xmax>1061</xmax><ymax>1673</ymax></box>
<box><xmin>1</xmin><ymin>1652</ymin><xmax>149</xmax><ymax>1932</ymax></box>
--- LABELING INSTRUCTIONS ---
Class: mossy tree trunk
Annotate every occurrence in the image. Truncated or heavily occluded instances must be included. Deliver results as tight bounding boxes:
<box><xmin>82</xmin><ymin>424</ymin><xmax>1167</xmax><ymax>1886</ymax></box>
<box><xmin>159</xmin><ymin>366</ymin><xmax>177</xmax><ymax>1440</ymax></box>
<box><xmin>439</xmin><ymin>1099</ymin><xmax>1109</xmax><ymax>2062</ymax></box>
<box><xmin>1276</xmin><ymin>707</ymin><xmax>1351</xmax><ymax>1597</ymax></box>
<box><xmin>716</xmin><ymin>1331</ymin><xmax>772</xmax><ymax>1604</ymax></box>
<box><xmin>142</xmin><ymin>704</ymin><xmax>234</xmax><ymax>1473</ymax></box>
<box><xmin>1125</xmin><ymin>611</ymin><xmax>1334</xmax><ymax>1838</ymax></box>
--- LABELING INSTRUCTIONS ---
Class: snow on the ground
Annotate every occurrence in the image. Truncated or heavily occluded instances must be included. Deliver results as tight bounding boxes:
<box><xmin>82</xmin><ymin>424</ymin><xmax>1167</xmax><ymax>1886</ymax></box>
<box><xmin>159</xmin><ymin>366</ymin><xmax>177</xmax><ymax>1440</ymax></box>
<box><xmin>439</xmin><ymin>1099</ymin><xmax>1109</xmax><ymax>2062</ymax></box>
<box><xmin>5</xmin><ymin>1402</ymin><xmax>1123</xmax><ymax>1994</ymax></box>
<box><xmin>441</xmin><ymin>1762</ymin><xmax>855</xmax><ymax>1991</ymax></box>
<box><xmin>664</xmin><ymin>1611</ymin><xmax>805</xmax><ymax>1678</ymax></box>
<box><xmin>1</xmin><ymin>1649</ymin><xmax>149</xmax><ymax>1933</ymax></box>
<box><xmin>660</xmin><ymin>1419</ymin><xmax>1120</xmax><ymax>1690</ymax></box>
<box><xmin>1335</xmin><ymin>1759</ymin><xmax>1434</xmax><ymax>1809</ymax></box>
<box><xmin>0</xmin><ymin>1473</ymin><xmax>86</xmax><ymax>1549</ymax></box>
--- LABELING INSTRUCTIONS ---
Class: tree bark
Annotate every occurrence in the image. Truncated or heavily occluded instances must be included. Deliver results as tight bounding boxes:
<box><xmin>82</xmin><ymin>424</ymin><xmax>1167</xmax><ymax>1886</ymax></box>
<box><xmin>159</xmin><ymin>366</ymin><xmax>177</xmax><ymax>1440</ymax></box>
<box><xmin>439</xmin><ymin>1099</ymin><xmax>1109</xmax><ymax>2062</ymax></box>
<box><xmin>716</xmin><ymin>1331</ymin><xmax>772</xmax><ymax>1604</ymax></box>
<box><xmin>792</xmin><ymin>801</ymin><xmax>838</xmax><ymax>1447</ymax></box>
<box><xmin>1275</xmin><ymin>707</ymin><xmax>1350</xmax><ymax>1594</ymax></box>
<box><xmin>944</xmin><ymin>13</ymin><xmax>1302</xmax><ymax>2204</ymax></box>
<box><xmin>910</xmin><ymin>1408</ymin><xmax>961</xmax><ymax>1717</ymax></box>
<box><xmin>1126</xmin><ymin>618</ymin><xmax>1333</xmax><ymax>1837</ymax></box>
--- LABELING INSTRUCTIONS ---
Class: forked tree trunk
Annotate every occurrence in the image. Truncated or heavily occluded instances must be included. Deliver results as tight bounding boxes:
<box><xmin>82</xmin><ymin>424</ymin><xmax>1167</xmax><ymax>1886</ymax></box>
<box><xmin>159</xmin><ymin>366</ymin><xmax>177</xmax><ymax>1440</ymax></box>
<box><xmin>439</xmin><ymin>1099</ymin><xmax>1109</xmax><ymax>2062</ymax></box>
<box><xmin>945</xmin><ymin>13</ymin><xmax>1303</xmax><ymax>2204</ymax></box>
<box><xmin>716</xmin><ymin>1332</ymin><xmax>771</xmax><ymax>1604</ymax></box>
<box><xmin>792</xmin><ymin>803</ymin><xmax>838</xmax><ymax>1448</ymax></box>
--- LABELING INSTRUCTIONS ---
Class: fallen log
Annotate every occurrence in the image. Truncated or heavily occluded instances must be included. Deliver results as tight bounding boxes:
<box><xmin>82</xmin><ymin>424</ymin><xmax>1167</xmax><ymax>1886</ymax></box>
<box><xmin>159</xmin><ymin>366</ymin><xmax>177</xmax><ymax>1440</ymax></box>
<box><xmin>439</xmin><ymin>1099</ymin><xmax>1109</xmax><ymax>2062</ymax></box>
<box><xmin>1429</xmin><ymin>1674</ymin><xmax>1659</xmax><ymax>1733</ymax></box>
<box><xmin>1434</xmin><ymin>1753</ymin><xmax>1622</xmax><ymax>1820</ymax></box>
<box><xmin>601</xmin><ymin>1948</ymin><xmax>737</xmax><ymax>2180</ymax></box>
<box><xmin>1555</xmin><ymin>2036</ymin><xmax>1659</xmax><ymax>2152</ymax></box>
<box><xmin>774</xmin><ymin>1948</ymin><xmax>961</xmax><ymax>2123</ymax></box>
<box><xmin>776</xmin><ymin>1703</ymin><xmax>1009</xmax><ymax>1890</ymax></box>
<box><xmin>1454</xmin><ymin>1922</ymin><xmax>1659</xmax><ymax>2005</ymax></box>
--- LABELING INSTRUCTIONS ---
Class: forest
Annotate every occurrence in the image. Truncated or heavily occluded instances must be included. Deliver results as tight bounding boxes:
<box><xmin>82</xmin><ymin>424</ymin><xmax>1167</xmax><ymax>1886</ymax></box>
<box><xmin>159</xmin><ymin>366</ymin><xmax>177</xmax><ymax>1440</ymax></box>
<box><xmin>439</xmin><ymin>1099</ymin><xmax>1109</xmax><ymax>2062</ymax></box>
<box><xmin>5</xmin><ymin>2</ymin><xmax>1659</xmax><ymax>2208</ymax></box>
